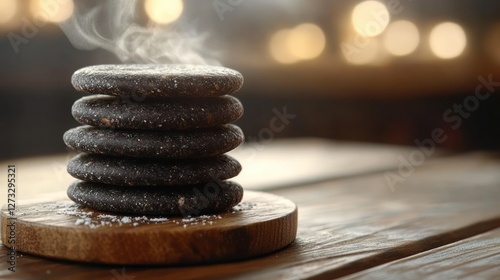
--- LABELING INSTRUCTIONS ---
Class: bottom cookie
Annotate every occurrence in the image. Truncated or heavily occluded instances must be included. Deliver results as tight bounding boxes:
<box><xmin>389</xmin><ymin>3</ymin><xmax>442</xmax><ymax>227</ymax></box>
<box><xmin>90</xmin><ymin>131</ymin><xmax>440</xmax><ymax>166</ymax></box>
<box><xmin>67</xmin><ymin>180</ymin><xmax>243</xmax><ymax>216</ymax></box>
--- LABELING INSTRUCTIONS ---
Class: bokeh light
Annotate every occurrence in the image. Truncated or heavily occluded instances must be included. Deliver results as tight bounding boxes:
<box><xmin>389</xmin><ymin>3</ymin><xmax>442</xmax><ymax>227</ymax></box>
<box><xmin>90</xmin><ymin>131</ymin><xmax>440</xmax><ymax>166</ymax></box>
<box><xmin>270</xmin><ymin>23</ymin><xmax>326</xmax><ymax>64</ymax></box>
<box><xmin>0</xmin><ymin>0</ymin><xmax>17</xmax><ymax>24</ymax></box>
<box><xmin>270</xmin><ymin>29</ymin><xmax>299</xmax><ymax>64</ymax></box>
<box><xmin>287</xmin><ymin>23</ymin><xmax>326</xmax><ymax>60</ymax></box>
<box><xmin>31</xmin><ymin>0</ymin><xmax>74</xmax><ymax>23</ymax></box>
<box><xmin>429</xmin><ymin>22</ymin><xmax>467</xmax><ymax>59</ymax></box>
<box><xmin>145</xmin><ymin>0</ymin><xmax>184</xmax><ymax>25</ymax></box>
<box><xmin>351</xmin><ymin>1</ymin><xmax>390</xmax><ymax>37</ymax></box>
<box><xmin>383</xmin><ymin>20</ymin><xmax>420</xmax><ymax>56</ymax></box>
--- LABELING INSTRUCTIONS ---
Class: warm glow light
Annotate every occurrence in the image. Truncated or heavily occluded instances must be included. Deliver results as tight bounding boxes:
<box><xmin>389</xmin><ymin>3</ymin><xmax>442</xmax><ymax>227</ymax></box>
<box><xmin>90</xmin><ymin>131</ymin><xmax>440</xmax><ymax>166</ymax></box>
<box><xmin>383</xmin><ymin>20</ymin><xmax>420</xmax><ymax>56</ymax></box>
<box><xmin>31</xmin><ymin>0</ymin><xmax>74</xmax><ymax>23</ymax></box>
<box><xmin>287</xmin><ymin>23</ymin><xmax>326</xmax><ymax>60</ymax></box>
<box><xmin>351</xmin><ymin>1</ymin><xmax>390</xmax><ymax>37</ymax></box>
<box><xmin>145</xmin><ymin>0</ymin><xmax>184</xmax><ymax>25</ymax></box>
<box><xmin>485</xmin><ymin>23</ymin><xmax>500</xmax><ymax>63</ymax></box>
<box><xmin>269</xmin><ymin>23</ymin><xmax>326</xmax><ymax>64</ymax></box>
<box><xmin>429</xmin><ymin>22</ymin><xmax>466</xmax><ymax>59</ymax></box>
<box><xmin>269</xmin><ymin>29</ymin><xmax>299</xmax><ymax>64</ymax></box>
<box><xmin>0</xmin><ymin>0</ymin><xmax>17</xmax><ymax>24</ymax></box>
<box><xmin>342</xmin><ymin>37</ymin><xmax>380</xmax><ymax>65</ymax></box>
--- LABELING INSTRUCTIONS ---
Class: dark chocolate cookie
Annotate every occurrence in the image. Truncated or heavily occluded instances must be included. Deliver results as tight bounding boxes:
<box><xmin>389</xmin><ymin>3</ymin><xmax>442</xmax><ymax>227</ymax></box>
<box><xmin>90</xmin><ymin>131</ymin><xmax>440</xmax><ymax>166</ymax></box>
<box><xmin>67</xmin><ymin>180</ymin><xmax>244</xmax><ymax>216</ymax></box>
<box><xmin>67</xmin><ymin>154</ymin><xmax>241</xmax><ymax>186</ymax></box>
<box><xmin>63</xmin><ymin>125</ymin><xmax>244</xmax><ymax>159</ymax></box>
<box><xmin>72</xmin><ymin>95</ymin><xmax>243</xmax><ymax>130</ymax></box>
<box><xmin>71</xmin><ymin>64</ymin><xmax>244</xmax><ymax>97</ymax></box>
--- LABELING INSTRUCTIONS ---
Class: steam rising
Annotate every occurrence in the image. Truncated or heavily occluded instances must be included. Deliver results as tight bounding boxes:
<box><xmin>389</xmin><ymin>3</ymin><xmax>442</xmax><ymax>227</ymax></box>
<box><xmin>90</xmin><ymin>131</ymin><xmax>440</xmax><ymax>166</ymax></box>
<box><xmin>59</xmin><ymin>0</ymin><xmax>219</xmax><ymax>65</ymax></box>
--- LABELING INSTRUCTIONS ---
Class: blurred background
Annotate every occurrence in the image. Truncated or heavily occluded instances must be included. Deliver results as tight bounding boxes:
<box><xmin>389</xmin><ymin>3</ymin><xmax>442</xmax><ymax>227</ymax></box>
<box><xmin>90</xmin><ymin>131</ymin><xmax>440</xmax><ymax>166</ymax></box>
<box><xmin>1</xmin><ymin>0</ymin><xmax>500</xmax><ymax>160</ymax></box>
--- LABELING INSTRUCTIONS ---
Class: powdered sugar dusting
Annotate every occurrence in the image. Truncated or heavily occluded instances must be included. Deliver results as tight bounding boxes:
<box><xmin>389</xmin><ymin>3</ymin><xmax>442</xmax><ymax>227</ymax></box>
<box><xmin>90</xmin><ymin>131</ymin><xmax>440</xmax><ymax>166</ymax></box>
<box><xmin>232</xmin><ymin>201</ymin><xmax>256</xmax><ymax>212</ymax></box>
<box><xmin>14</xmin><ymin>201</ymin><xmax>253</xmax><ymax>229</ymax></box>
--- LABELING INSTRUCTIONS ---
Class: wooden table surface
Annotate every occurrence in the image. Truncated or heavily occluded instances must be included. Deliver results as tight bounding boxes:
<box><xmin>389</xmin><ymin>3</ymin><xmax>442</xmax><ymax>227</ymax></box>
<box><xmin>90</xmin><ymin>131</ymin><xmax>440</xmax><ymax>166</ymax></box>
<box><xmin>1</xmin><ymin>139</ymin><xmax>499</xmax><ymax>280</ymax></box>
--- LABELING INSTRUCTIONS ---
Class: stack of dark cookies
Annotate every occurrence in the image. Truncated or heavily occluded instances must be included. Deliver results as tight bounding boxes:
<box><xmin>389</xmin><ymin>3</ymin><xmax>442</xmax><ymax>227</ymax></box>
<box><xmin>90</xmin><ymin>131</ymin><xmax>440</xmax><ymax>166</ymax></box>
<box><xmin>63</xmin><ymin>65</ymin><xmax>245</xmax><ymax>216</ymax></box>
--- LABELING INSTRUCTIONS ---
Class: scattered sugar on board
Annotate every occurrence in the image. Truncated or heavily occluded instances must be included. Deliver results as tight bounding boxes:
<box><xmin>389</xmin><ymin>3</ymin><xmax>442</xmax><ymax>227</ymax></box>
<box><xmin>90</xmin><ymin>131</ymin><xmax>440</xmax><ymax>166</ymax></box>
<box><xmin>14</xmin><ymin>201</ymin><xmax>253</xmax><ymax>229</ymax></box>
<box><xmin>232</xmin><ymin>201</ymin><xmax>256</xmax><ymax>213</ymax></box>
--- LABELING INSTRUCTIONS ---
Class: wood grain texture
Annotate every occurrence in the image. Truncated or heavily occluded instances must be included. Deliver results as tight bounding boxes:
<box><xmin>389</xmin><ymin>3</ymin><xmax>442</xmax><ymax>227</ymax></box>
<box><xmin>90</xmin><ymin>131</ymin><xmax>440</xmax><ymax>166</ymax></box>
<box><xmin>0</xmin><ymin>151</ymin><xmax>499</xmax><ymax>279</ymax></box>
<box><xmin>341</xmin><ymin>228</ymin><xmax>500</xmax><ymax>280</ymax></box>
<box><xmin>1</xmin><ymin>191</ymin><xmax>297</xmax><ymax>265</ymax></box>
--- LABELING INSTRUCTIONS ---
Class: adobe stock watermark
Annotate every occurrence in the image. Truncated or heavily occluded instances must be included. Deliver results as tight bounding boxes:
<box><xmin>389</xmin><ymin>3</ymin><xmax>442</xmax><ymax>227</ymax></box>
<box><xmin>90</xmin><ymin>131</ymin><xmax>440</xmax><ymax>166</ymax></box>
<box><xmin>240</xmin><ymin>106</ymin><xmax>297</xmax><ymax>162</ymax></box>
<box><xmin>178</xmin><ymin>179</ymin><xmax>224</xmax><ymax>218</ymax></box>
<box><xmin>385</xmin><ymin>74</ymin><xmax>500</xmax><ymax>191</ymax></box>
<box><xmin>341</xmin><ymin>0</ymin><xmax>407</xmax><ymax>59</ymax></box>
<box><xmin>213</xmin><ymin>0</ymin><xmax>244</xmax><ymax>21</ymax></box>
<box><xmin>8</xmin><ymin>0</ymin><xmax>72</xmax><ymax>54</ymax></box>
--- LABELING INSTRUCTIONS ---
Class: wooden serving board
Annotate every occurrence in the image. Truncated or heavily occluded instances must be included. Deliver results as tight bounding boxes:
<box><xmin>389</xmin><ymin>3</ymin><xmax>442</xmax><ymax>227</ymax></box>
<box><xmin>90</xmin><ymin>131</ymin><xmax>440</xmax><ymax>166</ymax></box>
<box><xmin>0</xmin><ymin>191</ymin><xmax>297</xmax><ymax>265</ymax></box>
<box><xmin>341</xmin><ymin>227</ymin><xmax>500</xmax><ymax>279</ymax></box>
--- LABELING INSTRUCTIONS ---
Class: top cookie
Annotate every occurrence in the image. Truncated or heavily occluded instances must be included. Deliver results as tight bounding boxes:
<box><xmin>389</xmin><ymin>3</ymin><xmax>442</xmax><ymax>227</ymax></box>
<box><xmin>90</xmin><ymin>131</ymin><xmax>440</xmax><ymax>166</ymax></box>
<box><xmin>71</xmin><ymin>64</ymin><xmax>244</xmax><ymax>97</ymax></box>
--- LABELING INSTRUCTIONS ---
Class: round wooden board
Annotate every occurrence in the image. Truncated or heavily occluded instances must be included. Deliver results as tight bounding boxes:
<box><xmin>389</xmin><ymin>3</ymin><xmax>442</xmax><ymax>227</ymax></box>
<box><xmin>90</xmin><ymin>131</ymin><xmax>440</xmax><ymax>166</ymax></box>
<box><xmin>1</xmin><ymin>191</ymin><xmax>297</xmax><ymax>265</ymax></box>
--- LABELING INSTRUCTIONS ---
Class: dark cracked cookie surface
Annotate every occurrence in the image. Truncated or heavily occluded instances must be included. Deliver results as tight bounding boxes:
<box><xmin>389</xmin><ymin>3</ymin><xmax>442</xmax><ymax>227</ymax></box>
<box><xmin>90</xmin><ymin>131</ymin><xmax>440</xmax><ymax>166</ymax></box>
<box><xmin>72</xmin><ymin>95</ymin><xmax>243</xmax><ymax>130</ymax></box>
<box><xmin>63</xmin><ymin>125</ymin><xmax>244</xmax><ymax>159</ymax></box>
<box><xmin>67</xmin><ymin>154</ymin><xmax>241</xmax><ymax>186</ymax></box>
<box><xmin>67</xmin><ymin>180</ymin><xmax>244</xmax><ymax>216</ymax></box>
<box><xmin>71</xmin><ymin>64</ymin><xmax>244</xmax><ymax>97</ymax></box>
